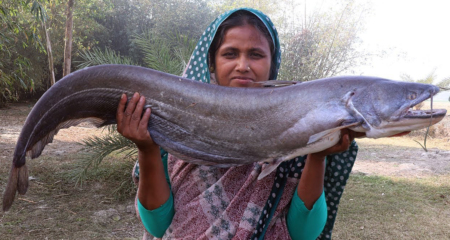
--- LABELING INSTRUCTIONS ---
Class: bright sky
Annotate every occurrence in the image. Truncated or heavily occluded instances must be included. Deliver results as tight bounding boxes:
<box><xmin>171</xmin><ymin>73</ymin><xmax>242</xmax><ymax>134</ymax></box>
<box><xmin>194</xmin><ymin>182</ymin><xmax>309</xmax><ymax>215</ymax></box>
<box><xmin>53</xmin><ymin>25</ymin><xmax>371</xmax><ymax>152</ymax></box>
<box><xmin>355</xmin><ymin>0</ymin><xmax>450</xmax><ymax>83</ymax></box>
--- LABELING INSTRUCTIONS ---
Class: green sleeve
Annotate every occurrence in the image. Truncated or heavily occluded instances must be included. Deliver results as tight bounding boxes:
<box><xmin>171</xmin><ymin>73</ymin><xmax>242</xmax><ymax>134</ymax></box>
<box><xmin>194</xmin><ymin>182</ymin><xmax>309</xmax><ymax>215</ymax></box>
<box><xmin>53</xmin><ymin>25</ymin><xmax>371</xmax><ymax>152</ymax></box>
<box><xmin>161</xmin><ymin>149</ymin><xmax>171</xmax><ymax>188</ymax></box>
<box><xmin>137</xmin><ymin>148</ymin><xmax>174</xmax><ymax>238</ymax></box>
<box><xmin>138</xmin><ymin>193</ymin><xmax>174</xmax><ymax>238</ymax></box>
<box><xmin>287</xmin><ymin>189</ymin><xmax>328</xmax><ymax>240</ymax></box>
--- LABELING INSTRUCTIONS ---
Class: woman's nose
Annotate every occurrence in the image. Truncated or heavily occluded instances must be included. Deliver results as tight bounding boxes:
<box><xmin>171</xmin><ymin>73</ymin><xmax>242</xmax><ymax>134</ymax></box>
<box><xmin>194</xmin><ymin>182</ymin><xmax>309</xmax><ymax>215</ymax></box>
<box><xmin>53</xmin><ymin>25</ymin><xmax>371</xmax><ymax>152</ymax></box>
<box><xmin>235</xmin><ymin>56</ymin><xmax>250</xmax><ymax>72</ymax></box>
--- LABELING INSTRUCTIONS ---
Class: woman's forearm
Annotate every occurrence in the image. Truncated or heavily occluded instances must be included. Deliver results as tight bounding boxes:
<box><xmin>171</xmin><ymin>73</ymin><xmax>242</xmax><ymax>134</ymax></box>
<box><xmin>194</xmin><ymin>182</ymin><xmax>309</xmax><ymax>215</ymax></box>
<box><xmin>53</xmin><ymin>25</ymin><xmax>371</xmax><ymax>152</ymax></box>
<box><xmin>297</xmin><ymin>154</ymin><xmax>326</xmax><ymax>209</ymax></box>
<box><xmin>137</xmin><ymin>147</ymin><xmax>171</xmax><ymax>210</ymax></box>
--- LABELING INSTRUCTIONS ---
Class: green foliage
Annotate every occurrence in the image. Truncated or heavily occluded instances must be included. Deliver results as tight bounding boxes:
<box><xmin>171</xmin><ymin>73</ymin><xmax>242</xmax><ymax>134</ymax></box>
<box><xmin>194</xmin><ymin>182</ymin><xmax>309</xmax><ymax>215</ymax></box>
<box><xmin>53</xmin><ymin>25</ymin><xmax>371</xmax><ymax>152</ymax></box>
<box><xmin>30</xmin><ymin>0</ymin><xmax>47</xmax><ymax>22</ymax></box>
<box><xmin>133</xmin><ymin>31</ymin><xmax>197</xmax><ymax>75</ymax></box>
<box><xmin>0</xmin><ymin>0</ymin><xmax>46</xmax><ymax>107</ymax></box>
<box><xmin>0</xmin><ymin>0</ymin><xmax>108</xmax><ymax>106</ymax></box>
<box><xmin>77</xmin><ymin>47</ymin><xmax>136</xmax><ymax>69</ymax></box>
<box><xmin>91</xmin><ymin>0</ymin><xmax>215</xmax><ymax>62</ymax></box>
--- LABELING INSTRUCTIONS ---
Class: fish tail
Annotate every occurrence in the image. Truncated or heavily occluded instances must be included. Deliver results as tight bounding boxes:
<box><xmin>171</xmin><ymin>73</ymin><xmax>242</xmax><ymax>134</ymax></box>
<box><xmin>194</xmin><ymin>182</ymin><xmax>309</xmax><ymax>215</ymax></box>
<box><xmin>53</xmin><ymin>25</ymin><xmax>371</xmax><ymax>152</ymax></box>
<box><xmin>2</xmin><ymin>165</ymin><xmax>28</xmax><ymax>211</ymax></box>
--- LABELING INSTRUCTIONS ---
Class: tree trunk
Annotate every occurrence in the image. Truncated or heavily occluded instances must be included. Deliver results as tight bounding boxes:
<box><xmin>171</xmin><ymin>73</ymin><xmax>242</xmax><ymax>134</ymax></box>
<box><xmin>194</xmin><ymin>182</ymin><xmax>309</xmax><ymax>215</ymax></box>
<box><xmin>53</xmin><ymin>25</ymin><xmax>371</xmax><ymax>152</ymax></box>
<box><xmin>63</xmin><ymin>0</ymin><xmax>74</xmax><ymax>77</ymax></box>
<box><xmin>43</xmin><ymin>21</ymin><xmax>56</xmax><ymax>86</ymax></box>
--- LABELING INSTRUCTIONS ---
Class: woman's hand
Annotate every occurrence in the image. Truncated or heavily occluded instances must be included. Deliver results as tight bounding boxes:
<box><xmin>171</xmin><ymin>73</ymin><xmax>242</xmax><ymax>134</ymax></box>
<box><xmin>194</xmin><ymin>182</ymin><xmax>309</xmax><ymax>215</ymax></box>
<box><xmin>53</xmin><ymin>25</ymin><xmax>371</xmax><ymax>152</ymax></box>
<box><xmin>308</xmin><ymin>129</ymin><xmax>363</xmax><ymax>161</ymax></box>
<box><xmin>116</xmin><ymin>92</ymin><xmax>158</xmax><ymax>153</ymax></box>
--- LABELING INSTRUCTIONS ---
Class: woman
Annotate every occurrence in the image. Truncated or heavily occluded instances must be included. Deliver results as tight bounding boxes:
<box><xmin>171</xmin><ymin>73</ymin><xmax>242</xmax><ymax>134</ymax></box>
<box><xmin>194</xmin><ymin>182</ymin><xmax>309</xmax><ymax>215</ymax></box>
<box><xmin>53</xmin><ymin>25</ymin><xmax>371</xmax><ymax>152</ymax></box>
<box><xmin>117</xmin><ymin>8</ymin><xmax>359</xmax><ymax>240</ymax></box>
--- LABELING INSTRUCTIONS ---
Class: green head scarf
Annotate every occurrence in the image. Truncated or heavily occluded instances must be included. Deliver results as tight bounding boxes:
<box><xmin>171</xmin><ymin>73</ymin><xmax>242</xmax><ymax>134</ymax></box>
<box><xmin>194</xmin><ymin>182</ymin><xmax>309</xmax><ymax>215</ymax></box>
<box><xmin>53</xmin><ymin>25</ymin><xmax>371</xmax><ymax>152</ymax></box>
<box><xmin>182</xmin><ymin>8</ymin><xmax>281</xmax><ymax>83</ymax></box>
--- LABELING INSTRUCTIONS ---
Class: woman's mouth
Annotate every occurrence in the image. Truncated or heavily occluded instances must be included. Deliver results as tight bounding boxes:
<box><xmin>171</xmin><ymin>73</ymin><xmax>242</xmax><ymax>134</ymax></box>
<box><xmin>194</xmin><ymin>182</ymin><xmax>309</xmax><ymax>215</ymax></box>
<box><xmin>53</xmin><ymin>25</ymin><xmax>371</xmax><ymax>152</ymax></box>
<box><xmin>232</xmin><ymin>77</ymin><xmax>254</xmax><ymax>86</ymax></box>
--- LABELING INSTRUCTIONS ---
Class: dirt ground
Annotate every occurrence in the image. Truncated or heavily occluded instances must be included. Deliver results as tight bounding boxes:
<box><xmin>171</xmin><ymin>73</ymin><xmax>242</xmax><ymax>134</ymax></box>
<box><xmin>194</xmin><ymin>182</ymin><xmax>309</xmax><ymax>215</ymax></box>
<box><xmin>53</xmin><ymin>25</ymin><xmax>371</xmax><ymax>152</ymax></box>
<box><xmin>1</xmin><ymin>102</ymin><xmax>449</xmax><ymax>239</ymax></box>
<box><xmin>0</xmin><ymin>103</ymin><xmax>143</xmax><ymax>239</ymax></box>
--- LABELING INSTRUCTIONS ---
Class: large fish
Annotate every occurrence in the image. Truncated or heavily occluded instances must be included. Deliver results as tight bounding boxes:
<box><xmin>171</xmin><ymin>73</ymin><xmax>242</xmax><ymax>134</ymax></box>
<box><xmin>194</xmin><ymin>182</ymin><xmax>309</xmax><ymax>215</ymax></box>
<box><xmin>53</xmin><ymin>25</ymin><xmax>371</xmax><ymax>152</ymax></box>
<box><xmin>2</xmin><ymin>64</ymin><xmax>446</xmax><ymax>211</ymax></box>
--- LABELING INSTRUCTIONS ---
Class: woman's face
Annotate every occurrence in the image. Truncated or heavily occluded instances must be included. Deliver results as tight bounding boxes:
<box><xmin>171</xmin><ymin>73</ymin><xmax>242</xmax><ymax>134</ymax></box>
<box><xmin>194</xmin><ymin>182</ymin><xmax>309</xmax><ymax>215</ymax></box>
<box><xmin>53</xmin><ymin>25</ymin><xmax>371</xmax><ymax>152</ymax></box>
<box><xmin>214</xmin><ymin>24</ymin><xmax>272</xmax><ymax>88</ymax></box>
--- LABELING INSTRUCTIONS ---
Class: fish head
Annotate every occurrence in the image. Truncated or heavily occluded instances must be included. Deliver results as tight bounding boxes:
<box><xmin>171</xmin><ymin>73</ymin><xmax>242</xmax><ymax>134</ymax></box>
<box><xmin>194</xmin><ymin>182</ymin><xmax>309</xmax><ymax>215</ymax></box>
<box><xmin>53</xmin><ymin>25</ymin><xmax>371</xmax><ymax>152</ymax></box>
<box><xmin>347</xmin><ymin>78</ymin><xmax>447</xmax><ymax>138</ymax></box>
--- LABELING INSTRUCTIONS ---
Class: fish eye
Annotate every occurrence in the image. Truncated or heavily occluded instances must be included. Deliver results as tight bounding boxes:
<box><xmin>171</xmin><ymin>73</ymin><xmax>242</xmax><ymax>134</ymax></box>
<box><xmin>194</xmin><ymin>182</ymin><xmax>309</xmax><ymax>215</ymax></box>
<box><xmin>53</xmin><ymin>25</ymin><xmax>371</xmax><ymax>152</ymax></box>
<box><xmin>407</xmin><ymin>92</ymin><xmax>417</xmax><ymax>100</ymax></box>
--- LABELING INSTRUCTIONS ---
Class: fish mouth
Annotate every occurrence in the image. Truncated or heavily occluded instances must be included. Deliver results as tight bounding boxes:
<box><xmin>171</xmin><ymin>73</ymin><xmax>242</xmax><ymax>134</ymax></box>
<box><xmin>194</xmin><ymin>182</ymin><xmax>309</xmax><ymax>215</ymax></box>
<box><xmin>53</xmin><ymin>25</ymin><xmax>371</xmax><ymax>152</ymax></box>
<box><xmin>404</xmin><ymin>108</ymin><xmax>447</xmax><ymax>119</ymax></box>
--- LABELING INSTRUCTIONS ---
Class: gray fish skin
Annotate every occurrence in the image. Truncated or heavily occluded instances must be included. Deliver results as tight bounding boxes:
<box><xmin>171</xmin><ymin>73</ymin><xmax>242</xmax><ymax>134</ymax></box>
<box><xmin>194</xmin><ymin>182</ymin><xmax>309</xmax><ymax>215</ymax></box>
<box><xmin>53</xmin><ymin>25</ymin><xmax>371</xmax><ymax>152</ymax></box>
<box><xmin>2</xmin><ymin>64</ymin><xmax>446</xmax><ymax>211</ymax></box>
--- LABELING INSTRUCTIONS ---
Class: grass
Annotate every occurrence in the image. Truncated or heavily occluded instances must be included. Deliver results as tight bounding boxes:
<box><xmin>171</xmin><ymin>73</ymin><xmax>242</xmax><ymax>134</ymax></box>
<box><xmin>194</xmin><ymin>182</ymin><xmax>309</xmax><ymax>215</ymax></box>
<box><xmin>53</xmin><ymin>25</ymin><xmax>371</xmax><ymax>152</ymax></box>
<box><xmin>333</xmin><ymin>174</ymin><xmax>450</xmax><ymax>239</ymax></box>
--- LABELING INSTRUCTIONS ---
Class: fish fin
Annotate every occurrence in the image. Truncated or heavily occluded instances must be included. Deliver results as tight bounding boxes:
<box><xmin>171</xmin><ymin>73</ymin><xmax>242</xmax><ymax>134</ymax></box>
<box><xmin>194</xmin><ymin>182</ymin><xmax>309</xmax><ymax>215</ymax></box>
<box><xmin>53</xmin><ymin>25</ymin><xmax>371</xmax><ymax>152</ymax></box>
<box><xmin>252</xmin><ymin>80</ymin><xmax>299</xmax><ymax>87</ymax></box>
<box><xmin>257</xmin><ymin>158</ymin><xmax>284</xmax><ymax>180</ymax></box>
<box><xmin>307</xmin><ymin>122</ymin><xmax>359</xmax><ymax>145</ymax></box>
<box><xmin>2</xmin><ymin>164</ymin><xmax>29</xmax><ymax>211</ymax></box>
<box><xmin>257</xmin><ymin>122</ymin><xmax>361</xmax><ymax>181</ymax></box>
<box><xmin>28</xmin><ymin>117</ymin><xmax>105</xmax><ymax>159</ymax></box>
<box><xmin>17</xmin><ymin>164</ymin><xmax>29</xmax><ymax>195</ymax></box>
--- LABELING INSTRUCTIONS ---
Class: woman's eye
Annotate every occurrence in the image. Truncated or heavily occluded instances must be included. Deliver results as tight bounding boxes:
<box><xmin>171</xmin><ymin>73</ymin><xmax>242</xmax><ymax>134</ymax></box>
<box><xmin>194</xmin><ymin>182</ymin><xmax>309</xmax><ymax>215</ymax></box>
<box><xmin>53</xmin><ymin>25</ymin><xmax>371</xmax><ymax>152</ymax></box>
<box><xmin>223</xmin><ymin>52</ymin><xmax>236</xmax><ymax>57</ymax></box>
<box><xmin>250</xmin><ymin>52</ymin><xmax>264</xmax><ymax>58</ymax></box>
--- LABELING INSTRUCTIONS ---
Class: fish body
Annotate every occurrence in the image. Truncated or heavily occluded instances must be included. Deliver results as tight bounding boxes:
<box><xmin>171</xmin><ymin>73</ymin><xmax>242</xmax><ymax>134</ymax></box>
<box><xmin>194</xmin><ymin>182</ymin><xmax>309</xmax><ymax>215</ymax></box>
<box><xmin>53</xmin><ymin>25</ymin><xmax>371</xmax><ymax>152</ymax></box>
<box><xmin>2</xmin><ymin>64</ymin><xmax>446</xmax><ymax>211</ymax></box>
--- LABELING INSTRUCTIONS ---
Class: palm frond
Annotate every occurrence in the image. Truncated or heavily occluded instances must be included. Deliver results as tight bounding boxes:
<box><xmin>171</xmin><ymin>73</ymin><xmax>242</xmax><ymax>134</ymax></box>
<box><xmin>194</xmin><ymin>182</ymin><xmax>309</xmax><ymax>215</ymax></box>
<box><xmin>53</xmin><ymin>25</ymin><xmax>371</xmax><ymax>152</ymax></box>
<box><xmin>71</xmin><ymin>126</ymin><xmax>137</xmax><ymax>186</ymax></box>
<box><xmin>173</xmin><ymin>34</ymin><xmax>198</xmax><ymax>71</ymax></box>
<box><xmin>133</xmin><ymin>30</ymin><xmax>196</xmax><ymax>75</ymax></box>
<box><xmin>77</xmin><ymin>47</ymin><xmax>136</xmax><ymax>69</ymax></box>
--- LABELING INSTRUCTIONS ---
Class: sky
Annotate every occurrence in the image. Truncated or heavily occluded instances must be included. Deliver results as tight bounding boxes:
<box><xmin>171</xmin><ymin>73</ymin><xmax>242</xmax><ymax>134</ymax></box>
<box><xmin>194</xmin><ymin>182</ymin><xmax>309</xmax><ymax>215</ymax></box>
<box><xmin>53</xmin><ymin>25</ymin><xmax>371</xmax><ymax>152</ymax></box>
<box><xmin>309</xmin><ymin>0</ymin><xmax>450</xmax><ymax>101</ymax></box>
<box><xmin>355</xmin><ymin>0</ymin><xmax>450</xmax><ymax>83</ymax></box>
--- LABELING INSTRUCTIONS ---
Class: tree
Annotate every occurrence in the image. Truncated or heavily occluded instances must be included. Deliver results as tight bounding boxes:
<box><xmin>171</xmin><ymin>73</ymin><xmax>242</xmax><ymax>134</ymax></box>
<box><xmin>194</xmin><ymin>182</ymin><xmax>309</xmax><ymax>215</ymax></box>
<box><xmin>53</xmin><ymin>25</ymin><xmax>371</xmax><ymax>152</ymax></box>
<box><xmin>277</xmin><ymin>0</ymin><xmax>372</xmax><ymax>81</ymax></box>
<box><xmin>63</xmin><ymin>0</ymin><xmax>74</xmax><ymax>76</ymax></box>
<box><xmin>88</xmin><ymin>0</ymin><xmax>215</xmax><ymax>64</ymax></box>
<box><xmin>40</xmin><ymin>6</ymin><xmax>56</xmax><ymax>86</ymax></box>
<box><xmin>210</xmin><ymin>0</ymin><xmax>279</xmax><ymax>16</ymax></box>
<box><xmin>146</xmin><ymin>0</ymin><xmax>217</xmax><ymax>38</ymax></box>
